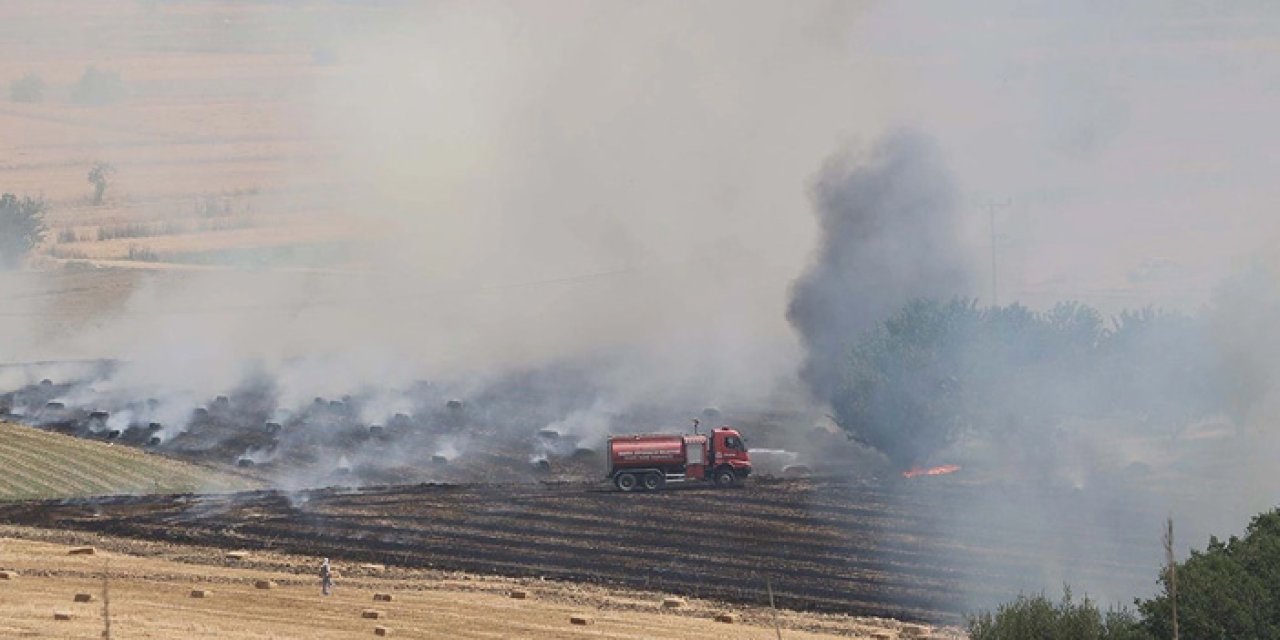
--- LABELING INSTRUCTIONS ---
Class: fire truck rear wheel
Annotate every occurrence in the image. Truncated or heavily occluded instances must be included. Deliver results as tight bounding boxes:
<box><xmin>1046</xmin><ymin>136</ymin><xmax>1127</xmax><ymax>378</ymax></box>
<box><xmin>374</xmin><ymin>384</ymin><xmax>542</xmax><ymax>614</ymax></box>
<box><xmin>642</xmin><ymin>472</ymin><xmax>664</xmax><ymax>491</ymax></box>
<box><xmin>616</xmin><ymin>473</ymin><xmax>638</xmax><ymax>492</ymax></box>
<box><xmin>714</xmin><ymin>468</ymin><xmax>737</xmax><ymax>488</ymax></box>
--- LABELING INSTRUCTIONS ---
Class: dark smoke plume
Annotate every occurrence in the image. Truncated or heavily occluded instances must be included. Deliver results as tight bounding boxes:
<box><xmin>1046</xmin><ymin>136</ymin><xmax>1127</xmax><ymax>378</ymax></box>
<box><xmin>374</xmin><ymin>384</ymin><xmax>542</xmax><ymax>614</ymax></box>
<box><xmin>788</xmin><ymin>130</ymin><xmax>975</xmax><ymax>412</ymax></box>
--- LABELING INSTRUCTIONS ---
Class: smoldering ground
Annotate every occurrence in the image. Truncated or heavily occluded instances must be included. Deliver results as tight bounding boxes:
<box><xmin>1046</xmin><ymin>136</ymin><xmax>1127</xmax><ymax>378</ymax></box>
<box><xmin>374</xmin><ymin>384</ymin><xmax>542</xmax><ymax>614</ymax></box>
<box><xmin>4</xmin><ymin>0</ymin><xmax>1280</xmax><ymax>617</ymax></box>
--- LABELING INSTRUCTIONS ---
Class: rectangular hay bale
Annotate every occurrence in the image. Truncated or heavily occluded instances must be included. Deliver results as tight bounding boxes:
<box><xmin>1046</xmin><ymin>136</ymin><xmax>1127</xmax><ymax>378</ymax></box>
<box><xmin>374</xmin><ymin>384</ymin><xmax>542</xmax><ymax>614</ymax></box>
<box><xmin>374</xmin><ymin>627</ymin><xmax>391</xmax><ymax>637</ymax></box>
<box><xmin>0</xmin><ymin>570</ymin><xmax>16</xmax><ymax>580</ymax></box>
<box><xmin>68</xmin><ymin>546</ymin><xmax>96</xmax><ymax>556</ymax></box>
<box><xmin>73</xmin><ymin>593</ymin><xmax>94</xmax><ymax>603</ymax></box>
<box><xmin>373</xmin><ymin>593</ymin><xmax>394</xmax><ymax>602</ymax></box>
<box><xmin>509</xmin><ymin>590</ymin><xmax>528</xmax><ymax>599</ymax></box>
<box><xmin>569</xmin><ymin>615</ymin><xmax>592</xmax><ymax>626</ymax></box>
<box><xmin>254</xmin><ymin>580</ymin><xmax>277</xmax><ymax>590</ymax></box>
<box><xmin>362</xmin><ymin>609</ymin><xmax>384</xmax><ymax>619</ymax></box>
<box><xmin>662</xmin><ymin>597</ymin><xmax>685</xmax><ymax>608</ymax></box>
<box><xmin>901</xmin><ymin>624</ymin><xmax>931</xmax><ymax>638</ymax></box>
<box><xmin>53</xmin><ymin>611</ymin><xmax>72</xmax><ymax>621</ymax></box>
<box><xmin>190</xmin><ymin>589</ymin><xmax>211</xmax><ymax>598</ymax></box>
<box><xmin>225</xmin><ymin>551</ymin><xmax>250</xmax><ymax>560</ymax></box>
<box><xmin>714</xmin><ymin>613</ymin><xmax>736</xmax><ymax>623</ymax></box>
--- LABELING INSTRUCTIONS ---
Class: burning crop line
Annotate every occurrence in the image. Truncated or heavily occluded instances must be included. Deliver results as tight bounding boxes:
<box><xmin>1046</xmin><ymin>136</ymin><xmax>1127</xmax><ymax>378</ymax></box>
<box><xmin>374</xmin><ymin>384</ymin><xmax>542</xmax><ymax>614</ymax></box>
<box><xmin>902</xmin><ymin>464</ymin><xmax>961</xmax><ymax>479</ymax></box>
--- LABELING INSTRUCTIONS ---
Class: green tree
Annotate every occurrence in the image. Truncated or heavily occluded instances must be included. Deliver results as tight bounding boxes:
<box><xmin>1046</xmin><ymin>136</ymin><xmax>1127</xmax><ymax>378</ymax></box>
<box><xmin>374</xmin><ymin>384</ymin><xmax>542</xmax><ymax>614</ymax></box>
<box><xmin>828</xmin><ymin>297</ymin><xmax>1225</xmax><ymax>466</ymax></box>
<box><xmin>88</xmin><ymin>162</ymin><xmax>115</xmax><ymax>205</ymax></box>
<box><xmin>0</xmin><ymin>193</ymin><xmax>48</xmax><ymax>269</ymax></box>
<box><xmin>71</xmin><ymin>67</ymin><xmax>127</xmax><ymax>106</ymax></box>
<box><xmin>9</xmin><ymin>73</ymin><xmax>44</xmax><ymax>103</ymax></box>
<box><xmin>1138</xmin><ymin>510</ymin><xmax>1280</xmax><ymax>639</ymax></box>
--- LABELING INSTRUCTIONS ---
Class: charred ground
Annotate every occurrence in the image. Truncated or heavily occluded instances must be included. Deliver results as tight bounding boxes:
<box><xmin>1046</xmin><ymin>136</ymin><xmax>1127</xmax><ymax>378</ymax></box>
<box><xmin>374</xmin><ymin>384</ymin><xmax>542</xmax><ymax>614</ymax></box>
<box><xmin>0</xmin><ymin>476</ymin><xmax>1159</xmax><ymax>624</ymax></box>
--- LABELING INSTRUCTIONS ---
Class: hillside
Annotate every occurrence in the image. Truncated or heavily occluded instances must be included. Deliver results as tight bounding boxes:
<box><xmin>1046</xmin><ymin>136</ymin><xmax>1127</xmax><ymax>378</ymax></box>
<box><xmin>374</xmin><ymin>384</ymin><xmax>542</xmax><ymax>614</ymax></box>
<box><xmin>0</xmin><ymin>422</ymin><xmax>259</xmax><ymax>500</ymax></box>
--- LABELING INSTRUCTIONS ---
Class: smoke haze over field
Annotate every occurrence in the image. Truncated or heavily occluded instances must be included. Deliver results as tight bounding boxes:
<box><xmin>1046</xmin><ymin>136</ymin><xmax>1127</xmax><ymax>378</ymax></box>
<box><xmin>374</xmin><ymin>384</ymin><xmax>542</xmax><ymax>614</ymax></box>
<box><xmin>3</xmin><ymin>0</ymin><xmax>1280</xmax><ymax>616</ymax></box>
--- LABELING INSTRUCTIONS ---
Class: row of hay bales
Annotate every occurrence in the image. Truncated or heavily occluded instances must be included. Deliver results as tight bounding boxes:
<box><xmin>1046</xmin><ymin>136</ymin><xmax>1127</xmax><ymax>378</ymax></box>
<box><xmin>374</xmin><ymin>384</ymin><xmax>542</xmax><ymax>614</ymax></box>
<box><xmin>16</xmin><ymin>545</ymin><xmax>929</xmax><ymax>637</ymax></box>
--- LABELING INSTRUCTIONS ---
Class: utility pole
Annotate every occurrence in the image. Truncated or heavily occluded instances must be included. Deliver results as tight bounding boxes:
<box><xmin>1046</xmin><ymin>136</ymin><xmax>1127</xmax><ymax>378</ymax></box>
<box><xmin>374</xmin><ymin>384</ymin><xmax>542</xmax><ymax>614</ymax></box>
<box><xmin>986</xmin><ymin>199</ymin><xmax>1012</xmax><ymax>307</ymax></box>
<box><xmin>1165</xmin><ymin>517</ymin><xmax>1179</xmax><ymax>640</ymax></box>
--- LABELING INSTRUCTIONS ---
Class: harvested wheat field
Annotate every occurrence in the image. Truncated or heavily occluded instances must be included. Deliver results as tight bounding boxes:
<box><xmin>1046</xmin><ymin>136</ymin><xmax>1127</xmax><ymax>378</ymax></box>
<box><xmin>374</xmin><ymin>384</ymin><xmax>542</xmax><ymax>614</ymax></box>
<box><xmin>0</xmin><ymin>421</ymin><xmax>258</xmax><ymax>499</ymax></box>
<box><xmin>0</xmin><ymin>528</ymin><xmax>957</xmax><ymax>640</ymax></box>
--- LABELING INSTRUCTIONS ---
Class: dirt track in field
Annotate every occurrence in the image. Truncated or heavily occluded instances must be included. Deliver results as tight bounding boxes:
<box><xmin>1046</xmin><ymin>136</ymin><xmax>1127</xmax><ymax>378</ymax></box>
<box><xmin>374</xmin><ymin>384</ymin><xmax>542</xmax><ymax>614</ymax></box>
<box><xmin>0</xmin><ymin>477</ymin><xmax>1160</xmax><ymax>623</ymax></box>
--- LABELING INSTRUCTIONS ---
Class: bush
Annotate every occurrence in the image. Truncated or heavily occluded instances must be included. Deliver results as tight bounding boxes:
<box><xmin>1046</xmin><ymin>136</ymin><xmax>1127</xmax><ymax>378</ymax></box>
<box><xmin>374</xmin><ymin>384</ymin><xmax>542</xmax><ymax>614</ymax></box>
<box><xmin>0</xmin><ymin>193</ymin><xmax>48</xmax><ymax>269</ymax></box>
<box><xmin>968</xmin><ymin>588</ymin><xmax>1149</xmax><ymax>640</ymax></box>
<box><xmin>9</xmin><ymin>73</ymin><xmax>44</xmax><ymax>103</ymax></box>
<box><xmin>127</xmin><ymin>245</ymin><xmax>160</xmax><ymax>262</ymax></box>
<box><xmin>71</xmin><ymin>67</ymin><xmax>127</xmax><ymax>106</ymax></box>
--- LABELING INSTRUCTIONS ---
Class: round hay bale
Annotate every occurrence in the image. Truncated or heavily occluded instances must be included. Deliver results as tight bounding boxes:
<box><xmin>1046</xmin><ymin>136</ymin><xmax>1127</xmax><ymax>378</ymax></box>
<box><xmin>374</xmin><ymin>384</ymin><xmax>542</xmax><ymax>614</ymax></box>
<box><xmin>368</xmin><ymin>425</ymin><xmax>384</xmax><ymax>437</ymax></box>
<box><xmin>237</xmin><ymin>458</ymin><xmax>255</xmax><ymax>468</ymax></box>
<box><xmin>147</xmin><ymin>436</ymin><xmax>162</xmax><ymax>446</ymax></box>
<box><xmin>190</xmin><ymin>589</ymin><xmax>211</xmax><ymax>598</ymax></box>
<box><xmin>361</xmin><ymin>609</ymin><xmax>384</xmax><ymax>619</ymax></box>
<box><xmin>106</xmin><ymin>429</ymin><xmax>120</xmax><ymax>439</ymax></box>
<box><xmin>509</xmin><ymin>590</ymin><xmax>528</xmax><ymax>599</ymax></box>
<box><xmin>0</xmin><ymin>570</ymin><xmax>18</xmax><ymax>580</ymax></box>
<box><xmin>431</xmin><ymin>455</ymin><xmax>449</xmax><ymax>465</ymax></box>
<box><xmin>373</xmin><ymin>593</ymin><xmax>393</xmax><ymax>602</ymax></box>
<box><xmin>714</xmin><ymin>612</ymin><xmax>736</xmax><ymax>624</ymax></box>
<box><xmin>254</xmin><ymin>580</ymin><xmax>276</xmax><ymax>590</ymax></box>
<box><xmin>264</xmin><ymin>422</ymin><xmax>282</xmax><ymax>434</ymax></box>
<box><xmin>40</xmin><ymin>378</ymin><xmax>53</xmax><ymax>386</ymax></box>
<box><xmin>53</xmin><ymin>611</ymin><xmax>72</xmax><ymax>621</ymax></box>
<box><xmin>569</xmin><ymin>615</ymin><xmax>592</xmax><ymax>626</ymax></box>
<box><xmin>67</xmin><ymin>546</ymin><xmax>95</xmax><ymax>556</ymax></box>
<box><xmin>661</xmin><ymin>597</ymin><xmax>685</xmax><ymax>608</ymax></box>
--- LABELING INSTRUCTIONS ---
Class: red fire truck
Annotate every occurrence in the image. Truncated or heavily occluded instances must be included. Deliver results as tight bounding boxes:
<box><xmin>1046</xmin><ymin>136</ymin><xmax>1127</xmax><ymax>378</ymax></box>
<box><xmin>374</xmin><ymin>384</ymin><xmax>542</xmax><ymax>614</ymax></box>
<box><xmin>606</xmin><ymin>426</ymin><xmax>751</xmax><ymax>491</ymax></box>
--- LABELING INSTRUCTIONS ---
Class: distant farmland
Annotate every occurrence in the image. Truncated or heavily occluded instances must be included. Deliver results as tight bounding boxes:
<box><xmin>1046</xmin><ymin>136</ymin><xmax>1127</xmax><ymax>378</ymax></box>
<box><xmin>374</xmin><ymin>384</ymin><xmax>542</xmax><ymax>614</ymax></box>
<box><xmin>0</xmin><ymin>421</ymin><xmax>258</xmax><ymax>500</ymax></box>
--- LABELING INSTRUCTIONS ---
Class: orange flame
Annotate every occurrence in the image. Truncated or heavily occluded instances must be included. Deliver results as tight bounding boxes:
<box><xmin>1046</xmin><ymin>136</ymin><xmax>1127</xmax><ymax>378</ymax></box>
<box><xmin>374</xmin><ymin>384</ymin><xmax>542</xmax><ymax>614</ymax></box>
<box><xmin>902</xmin><ymin>464</ymin><xmax>961</xmax><ymax>479</ymax></box>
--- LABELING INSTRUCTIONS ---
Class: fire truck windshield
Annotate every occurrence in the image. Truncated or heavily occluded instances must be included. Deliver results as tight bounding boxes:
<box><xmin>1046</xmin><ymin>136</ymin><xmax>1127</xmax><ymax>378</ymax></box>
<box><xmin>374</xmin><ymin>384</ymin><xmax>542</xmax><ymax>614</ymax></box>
<box><xmin>724</xmin><ymin>436</ymin><xmax>744</xmax><ymax>451</ymax></box>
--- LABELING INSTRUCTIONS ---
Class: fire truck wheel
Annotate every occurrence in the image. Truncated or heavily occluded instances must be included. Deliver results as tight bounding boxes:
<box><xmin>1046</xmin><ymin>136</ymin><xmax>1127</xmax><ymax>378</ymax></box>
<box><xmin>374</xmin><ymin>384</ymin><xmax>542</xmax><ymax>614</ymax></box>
<box><xmin>615</xmin><ymin>473</ymin><xmax>638</xmax><ymax>492</ymax></box>
<box><xmin>642</xmin><ymin>472</ymin><xmax>664</xmax><ymax>491</ymax></box>
<box><xmin>714</xmin><ymin>468</ymin><xmax>737</xmax><ymax>488</ymax></box>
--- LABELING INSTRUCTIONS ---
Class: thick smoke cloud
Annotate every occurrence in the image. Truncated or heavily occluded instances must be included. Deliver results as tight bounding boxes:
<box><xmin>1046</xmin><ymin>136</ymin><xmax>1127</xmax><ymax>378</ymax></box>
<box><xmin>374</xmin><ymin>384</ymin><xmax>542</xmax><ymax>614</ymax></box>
<box><xmin>788</xmin><ymin>130</ymin><xmax>976</xmax><ymax>404</ymax></box>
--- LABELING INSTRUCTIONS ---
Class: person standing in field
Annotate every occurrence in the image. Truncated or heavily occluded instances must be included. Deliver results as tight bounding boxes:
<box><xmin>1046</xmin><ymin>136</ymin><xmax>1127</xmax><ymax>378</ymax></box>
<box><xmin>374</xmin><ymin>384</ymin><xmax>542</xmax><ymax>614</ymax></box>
<box><xmin>320</xmin><ymin>558</ymin><xmax>333</xmax><ymax>596</ymax></box>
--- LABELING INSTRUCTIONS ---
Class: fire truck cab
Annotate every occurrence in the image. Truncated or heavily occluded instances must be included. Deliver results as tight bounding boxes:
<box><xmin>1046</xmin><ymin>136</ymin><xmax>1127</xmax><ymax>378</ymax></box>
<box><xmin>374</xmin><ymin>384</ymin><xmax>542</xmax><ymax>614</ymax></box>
<box><xmin>606</xmin><ymin>426</ymin><xmax>752</xmax><ymax>491</ymax></box>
